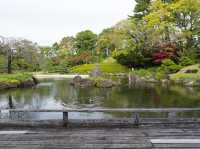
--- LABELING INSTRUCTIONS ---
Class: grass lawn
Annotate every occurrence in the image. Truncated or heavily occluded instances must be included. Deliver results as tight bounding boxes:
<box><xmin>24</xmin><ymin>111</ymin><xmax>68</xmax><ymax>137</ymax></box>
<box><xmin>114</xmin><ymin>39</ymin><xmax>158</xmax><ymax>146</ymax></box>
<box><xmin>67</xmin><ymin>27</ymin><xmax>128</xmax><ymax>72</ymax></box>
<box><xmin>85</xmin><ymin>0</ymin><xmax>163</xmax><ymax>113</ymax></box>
<box><xmin>70</xmin><ymin>63</ymin><xmax>129</xmax><ymax>74</ymax></box>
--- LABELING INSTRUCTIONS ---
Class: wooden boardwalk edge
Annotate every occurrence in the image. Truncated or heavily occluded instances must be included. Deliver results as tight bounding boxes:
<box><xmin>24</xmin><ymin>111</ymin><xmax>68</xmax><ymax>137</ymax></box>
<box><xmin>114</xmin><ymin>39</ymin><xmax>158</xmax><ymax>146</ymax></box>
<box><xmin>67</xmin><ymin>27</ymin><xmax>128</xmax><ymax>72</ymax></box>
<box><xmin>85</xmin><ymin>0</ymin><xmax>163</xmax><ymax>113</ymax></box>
<box><xmin>1</xmin><ymin>118</ymin><xmax>200</xmax><ymax>128</ymax></box>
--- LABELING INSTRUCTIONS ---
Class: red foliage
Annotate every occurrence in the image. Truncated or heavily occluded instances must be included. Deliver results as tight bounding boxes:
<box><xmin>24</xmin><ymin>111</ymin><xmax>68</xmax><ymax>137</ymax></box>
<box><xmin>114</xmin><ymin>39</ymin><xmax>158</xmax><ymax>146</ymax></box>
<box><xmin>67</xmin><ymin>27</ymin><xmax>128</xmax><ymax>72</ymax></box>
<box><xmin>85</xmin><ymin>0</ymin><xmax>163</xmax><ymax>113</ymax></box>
<box><xmin>152</xmin><ymin>42</ymin><xmax>179</xmax><ymax>64</ymax></box>
<box><xmin>153</xmin><ymin>51</ymin><xmax>170</xmax><ymax>64</ymax></box>
<box><xmin>68</xmin><ymin>51</ymin><xmax>92</xmax><ymax>66</ymax></box>
<box><xmin>153</xmin><ymin>51</ymin><xmax>171</xmax><ymax>64</ymax></box>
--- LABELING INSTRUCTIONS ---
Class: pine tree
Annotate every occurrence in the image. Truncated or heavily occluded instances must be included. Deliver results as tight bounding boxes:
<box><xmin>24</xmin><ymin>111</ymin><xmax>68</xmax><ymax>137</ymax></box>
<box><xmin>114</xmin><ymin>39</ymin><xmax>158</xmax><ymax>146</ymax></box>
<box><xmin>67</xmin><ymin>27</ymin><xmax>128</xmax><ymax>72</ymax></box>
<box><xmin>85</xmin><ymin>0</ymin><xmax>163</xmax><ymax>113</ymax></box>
<box><xmin>129</xmin><ymin>0</ymin><xmax>151</xmax><ymax>20</ymax></box>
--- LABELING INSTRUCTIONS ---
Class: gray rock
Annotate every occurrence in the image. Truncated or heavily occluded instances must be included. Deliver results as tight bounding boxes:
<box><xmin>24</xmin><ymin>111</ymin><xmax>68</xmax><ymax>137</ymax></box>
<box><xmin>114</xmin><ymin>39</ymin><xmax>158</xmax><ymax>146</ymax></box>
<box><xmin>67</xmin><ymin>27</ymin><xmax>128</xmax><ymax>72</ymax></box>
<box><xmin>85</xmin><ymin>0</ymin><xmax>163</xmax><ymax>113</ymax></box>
<box><xmin>96</xmin><ymin>79</ymin><xmax>114</xmax><ymax>88</ymax></box>
<box><xmin>19</xmin><ymin>79</ymin><xmax>35</xmax><ymax>88</ymax></box>
<box><xmin>32</xmin><ymin>76</ymin><xmax>39</xmax><ymax>84</ymax></box>
<box><xmin>0</xmin><ymin>83</ymin><xmax>18</xmax><ymax>90</ymax></box>
<box><xmin>78</xmin><ymin>79</ymin><xmax>95</xmax><ymax>88</ymax></box>
<box><xmin>90</xmin><ymin>67</ymin><xmax>102</xmax><ymax>77</ymax></box>
<box><xmin>128</xmin><ymin>74</ymin><xmax>143</xmax><ymax>84</ymax></box>
<box><xmin>71</xmin><ymin>75</ymin><xmax>118</xmax><ymax>88</ymax></box>
<box><xmin>0</xmin><ymin>83</ymin><xmax>9</xmax><ymax>90</ymax></box>
<box><xmin>70</xmin><ymin>76</ymin><xmax>81</xmax><ymax>86</ymax></box>
<box><xmin>71</xmin><ymin>76</ymin><xmax>94</xmax><ymax>88</ymax></box>
<box><xmin>73</xmin><ymin>76</ymin><xmax>82</xmax><ymax>83</ymax></box>
<box><xmin>185</xmin><ymin>69</ymin><xmax>198</xmax><ymax>73</ymax></box>
<box><xmin>146</xmin><ymin>78</ymin><xmax>158</xmax><ymax>83</ymax></box>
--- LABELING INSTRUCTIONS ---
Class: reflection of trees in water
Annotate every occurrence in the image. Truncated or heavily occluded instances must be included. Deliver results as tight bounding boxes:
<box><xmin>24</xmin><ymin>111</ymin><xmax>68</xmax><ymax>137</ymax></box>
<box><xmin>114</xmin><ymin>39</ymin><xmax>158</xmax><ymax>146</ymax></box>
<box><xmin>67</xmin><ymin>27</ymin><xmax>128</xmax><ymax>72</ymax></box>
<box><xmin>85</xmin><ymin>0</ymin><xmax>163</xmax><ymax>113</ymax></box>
<box><xmin>1</xmin><ymin>84</ymin><xmax>52</xmax><ymax>109</ymax></box>
<box><xmin>1</xmin><ymin>79</ymin><xmax>200</xmax><ymax>114</ymax></box>
<box><xmin>74</xmin><ymin>87</ymin><xmax>115</xmax><ymax>108</ymax></box>
<box><xmin>161</xmin><ymin>85</ymin><xmax>200</xmax><ymax>108</ymax></box>
<box><xmin>39</xmin><ymin>80</ymin><xmax>200</xmax><ymax>110</ymax></box>
<box><xmin>53</xmin><ymin>80</ymin><xmax>79</xmax><ymax>106</ymax></box>
<box><xmin>53</xmin><ymin>79</ymin><xmax>114</xmax><ymax>108</ymax></box>
<box><xmin>102</xmin><ymin>84</ymin><xmax>200</xmax><ymax>110</ymax></box>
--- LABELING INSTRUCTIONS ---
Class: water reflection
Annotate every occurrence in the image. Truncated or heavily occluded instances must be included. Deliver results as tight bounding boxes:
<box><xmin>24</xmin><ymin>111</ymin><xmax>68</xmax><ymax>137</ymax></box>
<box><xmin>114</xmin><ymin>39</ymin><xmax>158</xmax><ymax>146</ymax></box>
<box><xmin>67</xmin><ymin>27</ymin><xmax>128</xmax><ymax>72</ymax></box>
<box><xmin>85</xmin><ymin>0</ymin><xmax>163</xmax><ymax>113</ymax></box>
<box><xmin>8</xmin><ymin>94</ymin><xmax>14</xmax><ymax>109</ymax></box>
<box><xmin>0</xmin><ymin>79</ymin><xmax>200</xmax><ymax>120</ymax></box>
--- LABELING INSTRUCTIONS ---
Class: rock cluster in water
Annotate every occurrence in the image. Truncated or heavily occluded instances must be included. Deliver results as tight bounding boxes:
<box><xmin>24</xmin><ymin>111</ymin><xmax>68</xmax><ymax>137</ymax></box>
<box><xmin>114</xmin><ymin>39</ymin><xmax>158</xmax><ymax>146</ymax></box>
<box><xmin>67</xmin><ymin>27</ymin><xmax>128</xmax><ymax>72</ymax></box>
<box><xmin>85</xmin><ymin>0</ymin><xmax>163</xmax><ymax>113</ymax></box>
<box><xmin>70</xmin><ymin>76</ymin><xmax>116</xmax><ymax>88</ymax></box>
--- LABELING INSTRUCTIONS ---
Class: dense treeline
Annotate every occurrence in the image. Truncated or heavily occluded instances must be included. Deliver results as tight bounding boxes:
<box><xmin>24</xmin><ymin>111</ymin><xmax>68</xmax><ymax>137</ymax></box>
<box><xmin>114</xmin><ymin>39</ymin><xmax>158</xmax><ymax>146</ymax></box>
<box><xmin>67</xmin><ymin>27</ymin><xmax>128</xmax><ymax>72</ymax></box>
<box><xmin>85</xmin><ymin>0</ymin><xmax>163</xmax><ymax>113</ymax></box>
<box><xmin>41</xmin><ymin>0</ymin><xmax>200</xmax><ymax>74</ymax></box>
<box><xmin>1</xmin><ymin>0</ymin><xmax>200</xmax><ymax>74</ymax></box>
<box><xmin>115</xmin><ymin>0</ymin><xmax>200</xmax><ymax>69</ymax></box>
<box><xmin>0</xmin><ymin>37</ymin><xmax>42</xmax><ymax>73</ymax></box>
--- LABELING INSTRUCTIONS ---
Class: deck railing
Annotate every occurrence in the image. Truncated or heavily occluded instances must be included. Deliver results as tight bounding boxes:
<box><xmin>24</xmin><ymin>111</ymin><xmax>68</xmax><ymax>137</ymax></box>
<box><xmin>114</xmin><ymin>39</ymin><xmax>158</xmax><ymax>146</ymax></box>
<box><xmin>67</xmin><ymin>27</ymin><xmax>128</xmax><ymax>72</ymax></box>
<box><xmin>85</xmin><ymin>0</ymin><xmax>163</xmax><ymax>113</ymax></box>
<box><xmin>5</xmin><ymin>108</ymin><xmax>200</xmax><ymax>126</ymax></box>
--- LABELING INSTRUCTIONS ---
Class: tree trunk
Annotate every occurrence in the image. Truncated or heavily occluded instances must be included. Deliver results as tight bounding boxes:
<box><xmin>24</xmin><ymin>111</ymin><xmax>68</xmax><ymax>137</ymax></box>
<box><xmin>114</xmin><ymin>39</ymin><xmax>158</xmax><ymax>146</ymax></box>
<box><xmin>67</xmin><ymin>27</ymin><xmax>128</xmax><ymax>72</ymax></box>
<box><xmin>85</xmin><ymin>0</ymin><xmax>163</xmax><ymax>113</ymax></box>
<box><xmin>7</xmin><ymin>48</ymin><xmax>12</xmax><ymax>74</ymax></box>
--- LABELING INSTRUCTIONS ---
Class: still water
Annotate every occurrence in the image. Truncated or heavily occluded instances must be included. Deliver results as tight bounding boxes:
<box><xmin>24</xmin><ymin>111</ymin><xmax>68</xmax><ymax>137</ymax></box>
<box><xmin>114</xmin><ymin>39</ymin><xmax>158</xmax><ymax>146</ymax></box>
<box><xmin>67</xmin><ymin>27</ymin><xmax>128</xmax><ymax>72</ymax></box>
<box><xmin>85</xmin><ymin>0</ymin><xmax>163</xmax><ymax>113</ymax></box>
<box><xmin>0</xmin><ymin>79</ymin><xmax>200</xmax><ymax>120</ymax></box>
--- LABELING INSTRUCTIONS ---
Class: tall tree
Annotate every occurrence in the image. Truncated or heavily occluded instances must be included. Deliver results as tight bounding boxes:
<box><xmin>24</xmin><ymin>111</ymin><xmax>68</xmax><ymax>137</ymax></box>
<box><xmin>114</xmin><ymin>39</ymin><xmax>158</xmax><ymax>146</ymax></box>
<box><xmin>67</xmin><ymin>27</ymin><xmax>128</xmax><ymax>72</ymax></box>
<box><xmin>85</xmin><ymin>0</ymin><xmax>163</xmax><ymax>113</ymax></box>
<box><xmin>0</xmin><ymin>37</ymin><xmax>17</xmax><ymax>73</ymax></box>
<box><xmin>14</xmin><ymin>39</ymin><xmax>41</xmax><ymax>71</ymax></box>
<box><xmin>75</xmin><ymin>30</ymin><xmax>97</xmax><ymax>54</ymax></box>
<box><xmin>143</xmin><ymin>0</ymin><xmax>173</xmax><ymax>43</ymax></box>
<box><xmin>0</xmin><ymin>36</ymin><xmax>42</xmax><ymax>72</ymax></box>
<box><xmin>59</xmin><ymin>36</ymin><xmax>75</xmax><ymax>51</ymax></box>
<box><xmin>171</xmin><ymin>0</ymin><xmax>200</xmax><ymax>58</ymax></box>
<box><xmin>130</xmin><ymin>0</ymin><xmax>151</xmax><ymax>20</ymax></box>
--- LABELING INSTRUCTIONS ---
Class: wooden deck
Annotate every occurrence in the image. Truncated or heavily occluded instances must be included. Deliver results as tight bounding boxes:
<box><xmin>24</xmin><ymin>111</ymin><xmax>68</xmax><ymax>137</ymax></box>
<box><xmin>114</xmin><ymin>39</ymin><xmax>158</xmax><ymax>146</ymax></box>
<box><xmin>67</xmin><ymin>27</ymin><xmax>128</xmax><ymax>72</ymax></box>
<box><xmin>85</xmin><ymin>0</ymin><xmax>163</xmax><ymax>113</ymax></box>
<box><xmin>0</xmin><ymin>125</ymin><xmax>200</xmax><ymax>149</ymax></box>
<box><xmin>1</xmin><ymin>108</ymin><xmax>200</xmax><ymax>148</ymax></box>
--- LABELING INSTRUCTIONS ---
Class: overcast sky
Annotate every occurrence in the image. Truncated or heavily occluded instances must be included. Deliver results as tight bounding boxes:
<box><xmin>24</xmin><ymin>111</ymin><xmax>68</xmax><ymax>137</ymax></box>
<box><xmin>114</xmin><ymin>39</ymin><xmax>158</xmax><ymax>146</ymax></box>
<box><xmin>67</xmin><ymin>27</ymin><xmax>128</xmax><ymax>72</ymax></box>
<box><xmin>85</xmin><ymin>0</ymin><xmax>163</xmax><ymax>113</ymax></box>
<box><xmin>0</xmin><ymin>0</ymin><xmax>134</xmax><ymax>46</ymax></box>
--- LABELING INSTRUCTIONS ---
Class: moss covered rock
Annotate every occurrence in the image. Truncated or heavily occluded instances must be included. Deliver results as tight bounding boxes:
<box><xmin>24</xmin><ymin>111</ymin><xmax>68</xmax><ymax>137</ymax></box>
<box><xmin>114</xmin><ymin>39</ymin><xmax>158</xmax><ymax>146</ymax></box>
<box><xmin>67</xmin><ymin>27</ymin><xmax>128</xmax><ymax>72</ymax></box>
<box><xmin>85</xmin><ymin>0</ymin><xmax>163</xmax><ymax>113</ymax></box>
<box><xmin>0</xmin><ymin>73</ymin><xmax>37</xmax><ymax>90</ymax></box>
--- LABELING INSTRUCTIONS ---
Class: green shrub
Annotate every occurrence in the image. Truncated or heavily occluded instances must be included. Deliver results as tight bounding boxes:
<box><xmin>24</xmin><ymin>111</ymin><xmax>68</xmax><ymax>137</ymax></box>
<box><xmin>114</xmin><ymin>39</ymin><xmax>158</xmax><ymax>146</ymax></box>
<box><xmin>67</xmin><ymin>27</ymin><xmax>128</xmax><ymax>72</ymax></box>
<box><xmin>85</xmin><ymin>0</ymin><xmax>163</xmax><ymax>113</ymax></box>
<box><xmin>48</xmin><ymin>62</ymin><xmax>69</xmax><ymax>74</ymax></box>
<box><xmin>132</xmin><ymin>68</ymin><xmax>166</xmax><ymax>80</ymax></box>
<box><xmin>160</xmin><ymin>59</ymin><xmax>182</xmax><ymax>74</ymax></box>
<box><xmin>102</xmin><ymin>57</ymin><xmax>117</xmax><ymax>64</ymax></box>
<box><xmin>42</xmin><ymin>59</ymin><xmax>69</xmax><ymax>74</ymax></box>
<box><xmin>132</xmin><ymin>69</ymin><xmax>152</xmax><ymax>77</ymax></box>
<box><xmin>0</xmin><ymin>73</ymin><xmax>33</xmax><ymax>84</ymax></box>
<box><xmin>179</xmin><ymin>56</ymin><xmax>194</xmax><ymax>66</ymax></box>
<box><xmin>162</xmin><ymin>59</ymin><xmax>175</xmax><ymax>66</ymax></box>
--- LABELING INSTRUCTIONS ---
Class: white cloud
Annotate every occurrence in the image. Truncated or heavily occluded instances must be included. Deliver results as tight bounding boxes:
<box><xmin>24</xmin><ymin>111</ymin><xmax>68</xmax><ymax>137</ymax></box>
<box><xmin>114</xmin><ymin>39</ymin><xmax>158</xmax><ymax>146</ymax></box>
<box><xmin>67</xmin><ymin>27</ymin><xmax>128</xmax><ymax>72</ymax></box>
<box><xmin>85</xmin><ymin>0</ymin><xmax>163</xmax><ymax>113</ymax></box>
<box><xmin>0</xmin><ymin>0</ymin><xmax>134</xmax><ymax>46</ymax></box>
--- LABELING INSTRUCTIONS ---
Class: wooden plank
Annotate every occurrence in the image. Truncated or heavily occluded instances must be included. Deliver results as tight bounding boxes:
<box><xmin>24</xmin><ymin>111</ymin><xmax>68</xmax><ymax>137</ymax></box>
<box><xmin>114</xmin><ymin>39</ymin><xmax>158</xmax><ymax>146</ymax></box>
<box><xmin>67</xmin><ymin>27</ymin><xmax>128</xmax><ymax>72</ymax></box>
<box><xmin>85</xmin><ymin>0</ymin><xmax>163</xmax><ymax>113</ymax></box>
<box><xmin>82</xmin><ymin>143</ymin><xmax>152</xmax><ymax>148</ymax></box>
<box><xmin>0</xmin><ymin>144</ymin><xmax>78</xmax><ymax>149</ymax></box>
<box><xmin>148</xmin><ymin>132</ymin><xmax>200</xmax><ymax>137</ymax></box>
<box><xmin>1</xmin><ymin>127</ymin><xmax>200</xmax><ymax>149</ymax></box>
<box><xmin>0</xmin><ymin>131</ymin><xmax>29</xmax><ymax>134</ymax></box>
<box><xmin>151</xmin><ymin>139</ymin><xmax>200</xmax><ymax>144</ymax></box>
<box><xmin>8</xmin><ymin>108</ymin><xmax>200</xmax><ymax>113</ymax></box>
<box><xmin>0</xmin><ymin>140</ymin><xmax>150</xmax><ymax>146</ymax></box>
<box><xmin>153</xmin><ymin>143</ymin><xmax>200</xmax><ymax>148</ymax></box>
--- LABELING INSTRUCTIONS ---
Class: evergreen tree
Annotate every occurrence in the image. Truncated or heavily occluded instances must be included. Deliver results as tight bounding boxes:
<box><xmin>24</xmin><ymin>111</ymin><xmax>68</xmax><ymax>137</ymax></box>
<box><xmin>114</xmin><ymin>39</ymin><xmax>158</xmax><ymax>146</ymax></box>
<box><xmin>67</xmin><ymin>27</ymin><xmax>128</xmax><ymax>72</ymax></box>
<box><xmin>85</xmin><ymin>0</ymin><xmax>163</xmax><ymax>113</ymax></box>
<box><xmin>129</xmin><ymin>0</ymin><xmax>151</xmax><ymax>20</ymax></box>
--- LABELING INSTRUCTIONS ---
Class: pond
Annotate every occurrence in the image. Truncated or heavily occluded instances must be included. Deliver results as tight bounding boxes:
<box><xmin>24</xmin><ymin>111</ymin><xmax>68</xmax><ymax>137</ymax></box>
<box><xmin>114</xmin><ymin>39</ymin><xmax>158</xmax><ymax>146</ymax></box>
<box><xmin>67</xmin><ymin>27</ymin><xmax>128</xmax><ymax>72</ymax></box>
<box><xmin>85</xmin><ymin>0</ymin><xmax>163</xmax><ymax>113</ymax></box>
<box><xmin>0</xmin><ymin>78</ymin><xmax>200</xmax><ymax>120</ymax></box>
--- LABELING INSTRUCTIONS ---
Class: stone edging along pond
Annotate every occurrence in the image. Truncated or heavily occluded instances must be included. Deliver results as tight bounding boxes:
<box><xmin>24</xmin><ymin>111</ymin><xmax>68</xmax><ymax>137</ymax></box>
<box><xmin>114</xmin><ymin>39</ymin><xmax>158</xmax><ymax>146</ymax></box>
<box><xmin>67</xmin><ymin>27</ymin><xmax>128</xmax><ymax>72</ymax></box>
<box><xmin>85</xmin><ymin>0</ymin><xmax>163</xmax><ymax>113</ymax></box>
<box><xmin>70</xmin><ymin>76</ymin><xmax>118</xmax><ymax>88</ymax></box>
<box><xmin>1</xmin><ymin>72</ymin><xmax>200</xmax><ymax>91</ymax></box>
<box><xmin>128</xmin><ymin>74</ymin><xmax>200</xmax><ymax>87</ymax></box>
